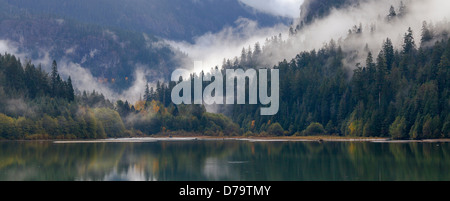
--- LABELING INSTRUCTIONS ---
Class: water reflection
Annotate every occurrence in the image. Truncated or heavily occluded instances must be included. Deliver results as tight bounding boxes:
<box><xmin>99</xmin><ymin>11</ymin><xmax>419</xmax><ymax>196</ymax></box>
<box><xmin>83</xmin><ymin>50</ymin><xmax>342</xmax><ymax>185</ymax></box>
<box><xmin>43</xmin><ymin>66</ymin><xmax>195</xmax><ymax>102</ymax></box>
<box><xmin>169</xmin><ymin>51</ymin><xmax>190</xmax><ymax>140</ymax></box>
<box><xmin>0</xmin><ymin>141</ymin><xmax>449</xmax><ymax>181</ymax></box>
<box><xmin>203</xmin><ymin>157</ymin><xmax>237</xmax><ymax>181</ymax></box>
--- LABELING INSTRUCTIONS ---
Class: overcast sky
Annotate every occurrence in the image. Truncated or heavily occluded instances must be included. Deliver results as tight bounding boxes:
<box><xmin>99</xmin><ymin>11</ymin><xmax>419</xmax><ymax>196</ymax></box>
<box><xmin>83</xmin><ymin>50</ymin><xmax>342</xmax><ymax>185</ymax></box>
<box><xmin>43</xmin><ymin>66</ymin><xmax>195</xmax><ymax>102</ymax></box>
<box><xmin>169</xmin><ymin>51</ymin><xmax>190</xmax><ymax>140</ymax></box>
<box><xmin>239</xmin><ymin>0</ymin><xmax>304</xmax><ymax>18</ymax></box>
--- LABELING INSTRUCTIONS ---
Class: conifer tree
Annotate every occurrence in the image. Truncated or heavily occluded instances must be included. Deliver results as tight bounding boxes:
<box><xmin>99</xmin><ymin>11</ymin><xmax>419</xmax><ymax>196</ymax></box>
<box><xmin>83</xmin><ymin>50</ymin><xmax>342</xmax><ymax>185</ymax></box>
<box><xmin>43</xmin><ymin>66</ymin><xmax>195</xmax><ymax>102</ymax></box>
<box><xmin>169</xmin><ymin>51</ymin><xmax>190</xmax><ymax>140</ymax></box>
<box><xmin>403</xmin><ymin>27</ymin><xmax>416</xmax><ymax>54</ymax></box>
<box><xmin>67</xmin><ymin>76</ymin><xmax>75</xmax><ymax>101</ymax></box>
<box><xmin>383</xmin><ymin>38</ymin><xmax>395</xmax><ymax>70</ymax></box>
<box><xmin>387</xmin><ymin>5</ymin><xmax>396</xmax><ymax>21</ymax></box>
<box><xmin>144</xmin><ymin>83</ymin><xmax>151</xmax><ymax>102</ymax></box>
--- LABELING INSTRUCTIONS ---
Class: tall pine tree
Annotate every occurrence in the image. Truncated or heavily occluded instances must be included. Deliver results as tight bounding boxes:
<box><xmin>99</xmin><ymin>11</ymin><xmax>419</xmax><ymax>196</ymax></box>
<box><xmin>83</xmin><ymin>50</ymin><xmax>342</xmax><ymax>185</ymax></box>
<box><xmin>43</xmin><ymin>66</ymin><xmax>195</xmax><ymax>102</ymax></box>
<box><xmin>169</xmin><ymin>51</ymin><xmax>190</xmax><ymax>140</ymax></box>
<box><xmin>51</xmin><ymin>60</ymin><xmax>58</xmax><ymax>97</ymax></box>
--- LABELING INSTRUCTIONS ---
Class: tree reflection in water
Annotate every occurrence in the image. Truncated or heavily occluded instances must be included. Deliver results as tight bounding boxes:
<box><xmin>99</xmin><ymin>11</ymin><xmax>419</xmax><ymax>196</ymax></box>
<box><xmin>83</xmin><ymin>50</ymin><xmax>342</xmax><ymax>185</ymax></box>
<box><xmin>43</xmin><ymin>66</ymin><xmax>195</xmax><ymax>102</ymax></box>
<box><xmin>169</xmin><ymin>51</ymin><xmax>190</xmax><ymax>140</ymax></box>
<box><xmin>0</xmin><ymin>141</ymin><xmax>449</xmax><ymax>181</ymax></box>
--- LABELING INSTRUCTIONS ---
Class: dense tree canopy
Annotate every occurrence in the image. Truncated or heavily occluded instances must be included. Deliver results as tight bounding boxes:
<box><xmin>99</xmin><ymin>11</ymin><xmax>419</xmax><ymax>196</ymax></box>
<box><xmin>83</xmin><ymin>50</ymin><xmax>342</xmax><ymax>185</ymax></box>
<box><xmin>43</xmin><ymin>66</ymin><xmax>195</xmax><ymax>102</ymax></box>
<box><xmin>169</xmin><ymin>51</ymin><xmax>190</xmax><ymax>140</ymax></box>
<box><xmin>0</xmin><ymin>54</ymin><xmax>240</xmax><ymax>139</ymax></box>
<box><xmin>219</xmin><ymin>25</ymin><xmax>449</xmax><ymax>140</ymax></box>
<box><xmin>0</xmin><ymin>3</ymin><xmax>448</xmax><ymax>140</ymax></box>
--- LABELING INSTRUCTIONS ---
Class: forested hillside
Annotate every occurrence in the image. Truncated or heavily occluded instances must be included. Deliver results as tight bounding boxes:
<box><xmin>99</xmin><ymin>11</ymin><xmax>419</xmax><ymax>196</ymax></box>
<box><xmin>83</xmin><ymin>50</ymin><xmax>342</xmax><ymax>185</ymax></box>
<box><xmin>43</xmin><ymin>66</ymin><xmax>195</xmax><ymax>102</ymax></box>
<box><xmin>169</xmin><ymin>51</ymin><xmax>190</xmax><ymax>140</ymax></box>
<box><xmin>140</xmin><ymin>2</ymin><xmax>450</xmax><ymax>140</ymax></box>
<box><xmin>0</xmin><ymin>0</ymin><xmax>449</xmax><ymax>140</ymax></box>
<box><xmin>216</xmin><ymin>1</ymin><xmax>450</xmax><ymax>139</ymax></box>
<box><xmin>137</xmin><ymin>22</ymin><xmax>450</xmax><ymax>139</ymax></box>
<box><xmin>0</xmin><ymin>14</ymin><xmax>181</xmax><ymax>90</ymax></box>
<box><xmin>226</xmin><ymin>32</ymin><xmax>449</xmax><ymax>139</ymax></box>
<box><xmin>0</xmin><ymin>0</ymin><xmax>290</xmax><ymax>92</ymax></box>
<box><xmin>0</xmin><ymin>54</ymin><xmax>239</xmax><ymax>140</ymax></box>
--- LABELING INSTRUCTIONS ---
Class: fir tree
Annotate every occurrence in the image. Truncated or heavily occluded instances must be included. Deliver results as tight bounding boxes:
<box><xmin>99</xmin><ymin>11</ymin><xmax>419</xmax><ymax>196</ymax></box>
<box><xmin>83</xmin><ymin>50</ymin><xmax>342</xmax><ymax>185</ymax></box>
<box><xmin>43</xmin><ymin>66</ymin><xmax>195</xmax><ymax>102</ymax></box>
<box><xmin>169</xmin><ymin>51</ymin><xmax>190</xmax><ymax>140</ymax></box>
<box><xmin>403</xmin><ymin>27</ymin><xmax>416</xmax><ymax>54</ymax></box>
<box><xmin>383</xmin><ymin>38</ymin><xmax>395</xmax><ymax>70</ymax></box>
<box><xmin>51</xmin><ymin>60</ymin><xmax>58</xmax><ymax>97</ymax></box>
<box><xmin>387</xmin><ymin>5</ymin><xmax>397</xmax><ymax>21</ymax></box>
<box><xmin>144</xmin><ymin>83</ymin><xmax>151</xmax><ymax>102</ymax></box>
<box><xmin>421</xmin><ymin>21</ymin><xmax>434</xmax><ymax>45</ymax></box>
<box><xmin>67</xmin><ymin>76</ymin><xmax>75</xmax><ymax>101</ymax></box>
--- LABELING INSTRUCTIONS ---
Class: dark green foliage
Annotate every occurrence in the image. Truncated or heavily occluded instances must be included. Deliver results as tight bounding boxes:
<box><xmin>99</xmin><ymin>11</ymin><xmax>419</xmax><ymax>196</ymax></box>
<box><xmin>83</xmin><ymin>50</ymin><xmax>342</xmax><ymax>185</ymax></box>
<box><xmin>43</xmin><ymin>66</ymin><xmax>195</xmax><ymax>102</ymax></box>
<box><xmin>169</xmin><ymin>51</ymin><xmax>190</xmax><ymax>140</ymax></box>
<box><xmin>389</xmin><ymin>116</ymin><xmax>407</xmax><ymax>139</ymax></box>
<box><xmin>222</xmin><ymin>27</ymin><xmax>449</xmax><ymax>139</ymax></box>
<box><xmin>80</xmin><ymin>90</ymin><xmax>114</xmax><ymax>109</ymax></box>
<box><xmin>0</xmin><ymin>1</ymin><xmax>449</xmax><ymax>140</ymax></box>
<box><xmin>268</xmin><ymin>123</ymin><xmax>284</xmax><ymax>136</ymax></box>
<box><xmin>303</xmin><ymin>122</ymin><xmax>327</xmax><ymax>136</ymax></box>
<box><xmin>0</xmin><ymin>54</ymin><xmax>74</xmax><ymax>103</ymax></box>
<box><xmin>403</xmin><ymin>27</ymin><xmax>416</xmax><ymax>55</ymax></box>
<box><xmin>0</xmin><ymin>53</ymin><xmax>117</xmax><ymax>140</ymax></box>
<box><xmin>0</xmin><ymin>52</ymin><xmax>242</xmax><ymax>139</ymax></box>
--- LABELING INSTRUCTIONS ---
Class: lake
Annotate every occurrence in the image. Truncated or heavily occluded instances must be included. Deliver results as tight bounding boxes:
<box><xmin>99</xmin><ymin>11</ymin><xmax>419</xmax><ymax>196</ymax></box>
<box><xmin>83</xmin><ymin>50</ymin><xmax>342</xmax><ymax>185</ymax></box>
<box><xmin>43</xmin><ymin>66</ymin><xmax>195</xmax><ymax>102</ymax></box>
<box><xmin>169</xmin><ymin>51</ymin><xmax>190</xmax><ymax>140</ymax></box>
<box><xmin>0</xmin><ymin>139</ymin><xmax>449</xmax><ymax>181</ymax></box>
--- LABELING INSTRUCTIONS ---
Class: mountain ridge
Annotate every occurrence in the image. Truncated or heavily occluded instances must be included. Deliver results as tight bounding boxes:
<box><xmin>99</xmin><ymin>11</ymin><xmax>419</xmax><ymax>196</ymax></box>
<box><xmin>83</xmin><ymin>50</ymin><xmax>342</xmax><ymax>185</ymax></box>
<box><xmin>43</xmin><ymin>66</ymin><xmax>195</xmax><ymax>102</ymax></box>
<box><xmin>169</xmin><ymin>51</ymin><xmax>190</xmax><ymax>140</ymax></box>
<box><xmin>2</xmin><ymin>0</ymin><xmax>290</xmax><ymax>42</ymax></box>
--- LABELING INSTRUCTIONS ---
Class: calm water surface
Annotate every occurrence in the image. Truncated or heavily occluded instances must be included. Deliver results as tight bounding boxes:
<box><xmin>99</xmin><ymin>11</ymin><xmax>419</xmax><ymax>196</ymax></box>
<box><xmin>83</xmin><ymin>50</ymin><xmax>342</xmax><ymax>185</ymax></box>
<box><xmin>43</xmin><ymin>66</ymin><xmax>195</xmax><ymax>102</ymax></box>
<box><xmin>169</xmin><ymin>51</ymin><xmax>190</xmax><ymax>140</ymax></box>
<box><xmin>0</xmin><ymin>140</ymin><xmax>449</xmax><ymax>181</ymax></box>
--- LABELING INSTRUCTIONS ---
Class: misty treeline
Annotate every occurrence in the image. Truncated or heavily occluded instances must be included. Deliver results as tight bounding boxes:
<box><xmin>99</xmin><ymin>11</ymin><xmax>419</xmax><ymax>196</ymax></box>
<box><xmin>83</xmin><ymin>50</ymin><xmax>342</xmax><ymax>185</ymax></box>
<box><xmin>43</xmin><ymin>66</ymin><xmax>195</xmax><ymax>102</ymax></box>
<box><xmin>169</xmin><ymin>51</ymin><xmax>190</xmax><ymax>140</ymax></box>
<box><xmin>212</xmin><ymin>1</ymin><xmax>444</xmax><ymax>139</ymax></box>
<box><xmin>176</xmin><ymin>1</ymin><xmax>450</xmax><ymax>139</ymax></box>
<box><xmin>226</xmin><ymin>29</ymin><xmax>449</xmax><ymax>139</ymax></box>
<box><xmin>0</xmin><ymin>6</ymin><xmax>180</xmax><ymax>91</ymax></box>
<box><xmin>1</xmin><ymin>1</ymin><xmax>449</xmax><ymax>140</ymax></box>
<box><xmin>117</xmin><ymin>81</ymin><xmax>240</xmax><ymax>136</ymax></box>
<box><xmin>0</xmin><ymin>55</ymin><xmax>126</xmax><ymax>140</ymax></box>
<box><xmin>0</xmin><ymin>53</ymin><xmax>239</xmax><ymax>140</ymax></box>
<box><xmin>141</xmin><ymin>19</ymin><xmax>450</xmax><ymax>139</ymax></box>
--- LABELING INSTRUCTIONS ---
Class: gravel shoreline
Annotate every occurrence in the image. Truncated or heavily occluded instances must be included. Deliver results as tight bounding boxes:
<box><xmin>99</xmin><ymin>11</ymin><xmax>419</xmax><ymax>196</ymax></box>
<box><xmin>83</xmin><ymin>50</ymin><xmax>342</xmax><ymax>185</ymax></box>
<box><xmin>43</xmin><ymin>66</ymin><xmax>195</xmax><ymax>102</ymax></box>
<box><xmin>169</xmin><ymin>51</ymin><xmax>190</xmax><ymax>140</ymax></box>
<box><xmin>52</xmin><ymin>137</ymin><xmax>450</xmax><ymax>144</ymax></box>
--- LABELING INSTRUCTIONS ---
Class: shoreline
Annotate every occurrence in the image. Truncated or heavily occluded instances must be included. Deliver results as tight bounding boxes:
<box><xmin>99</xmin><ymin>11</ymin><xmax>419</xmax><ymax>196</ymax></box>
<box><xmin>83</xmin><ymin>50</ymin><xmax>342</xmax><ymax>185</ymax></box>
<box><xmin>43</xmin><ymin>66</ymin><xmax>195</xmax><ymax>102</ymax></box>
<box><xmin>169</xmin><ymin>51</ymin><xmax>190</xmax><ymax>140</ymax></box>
<box><xmin>49</xmin><ymin>136</ymin><xmax>450</xmax><ymax>144</ymax></box>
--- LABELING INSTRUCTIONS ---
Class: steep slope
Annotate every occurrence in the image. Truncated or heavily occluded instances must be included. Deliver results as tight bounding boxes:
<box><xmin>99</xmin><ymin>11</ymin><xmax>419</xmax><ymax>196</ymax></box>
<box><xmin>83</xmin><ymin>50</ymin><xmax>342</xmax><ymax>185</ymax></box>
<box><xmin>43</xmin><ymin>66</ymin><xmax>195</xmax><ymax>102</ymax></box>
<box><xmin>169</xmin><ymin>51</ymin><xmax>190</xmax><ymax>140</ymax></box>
<box><xmin>0</xmin><ymin>0</ymin><xmax>290</xmax><ymax>92</ymax></box>
<box><xmin>300</xmin><ymin>0</ymin><xmax>365</xmax><ymax>24</ymax></box>
<box><xmin>2</xmin><ymin>0</ymin><xmax>289</xmax><ymax>42</ymax></box>
<box><xmin>0</xmin><ymin>14</ymin><xmax>181</xmax><ymax>90</ymax></box>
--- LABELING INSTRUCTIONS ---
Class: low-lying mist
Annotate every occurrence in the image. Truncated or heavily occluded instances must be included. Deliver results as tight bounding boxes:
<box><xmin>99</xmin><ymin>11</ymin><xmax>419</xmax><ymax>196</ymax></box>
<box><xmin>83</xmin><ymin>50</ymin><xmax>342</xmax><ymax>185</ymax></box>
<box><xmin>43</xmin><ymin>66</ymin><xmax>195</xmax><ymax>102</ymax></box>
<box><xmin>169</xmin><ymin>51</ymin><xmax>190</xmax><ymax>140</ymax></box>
<box><xmin>0</xmin><ymin>39</ymin><xmax>155</xmax><ymax>104</ymax></box>
<box><xmin>170</xmin><ymin>0</ymin><xmax>450</xmax><ymax>75</ymax></box>
<box><xmin>2</xmin><ymin>0</ymin><xmax>450</xmax><ymax>106</ymax></box>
